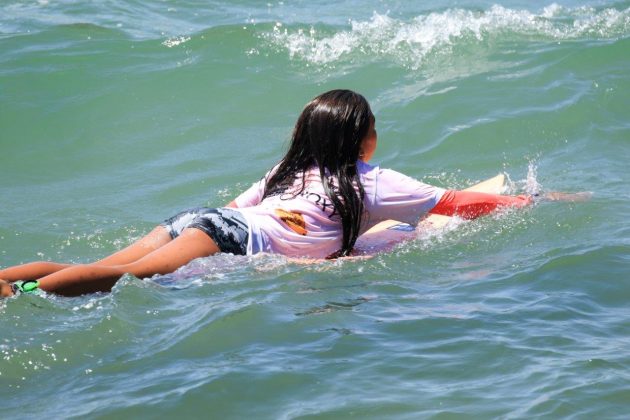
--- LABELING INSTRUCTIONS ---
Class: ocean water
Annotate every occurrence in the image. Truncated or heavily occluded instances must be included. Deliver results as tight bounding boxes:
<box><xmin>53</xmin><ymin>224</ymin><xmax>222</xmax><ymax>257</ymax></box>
<box><xmin>1</xmin><ymin>0</ymin><xmax>629</xmax><ymax>418</ymax></box>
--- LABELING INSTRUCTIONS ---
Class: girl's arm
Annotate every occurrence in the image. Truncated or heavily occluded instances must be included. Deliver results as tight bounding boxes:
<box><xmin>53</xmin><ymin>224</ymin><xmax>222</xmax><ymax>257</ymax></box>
<box><xmin>429</xmin><ymin>190</ymin><xmax>591</xmax><ymax>220</ymax></box>
<box><xmin>429</xmin><ymin>190</ymin><xmax>531</xmax><ymax>219</ymax></box>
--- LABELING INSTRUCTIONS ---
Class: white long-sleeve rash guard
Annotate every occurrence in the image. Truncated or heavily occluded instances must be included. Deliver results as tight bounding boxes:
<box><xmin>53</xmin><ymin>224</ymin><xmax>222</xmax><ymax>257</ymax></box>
<box><xmin>233</xmin><ymin>160</ymin><xmax>445</xmax><ymax>258</ymax></box>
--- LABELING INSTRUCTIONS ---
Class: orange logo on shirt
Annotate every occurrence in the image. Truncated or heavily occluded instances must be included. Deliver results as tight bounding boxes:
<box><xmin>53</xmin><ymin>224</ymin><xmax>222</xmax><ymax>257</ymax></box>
<box><xmin>275</xmin><ymin>209</ymin><xmax>307</xmax><ymax>236</ymax></box>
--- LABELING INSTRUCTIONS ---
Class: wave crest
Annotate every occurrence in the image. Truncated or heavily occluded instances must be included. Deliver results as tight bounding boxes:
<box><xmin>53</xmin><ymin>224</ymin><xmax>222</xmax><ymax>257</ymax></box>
<box><xmin>260</xmin><ymin>4</ymin><xmax>630</xmax><ymax>68</ymax></box>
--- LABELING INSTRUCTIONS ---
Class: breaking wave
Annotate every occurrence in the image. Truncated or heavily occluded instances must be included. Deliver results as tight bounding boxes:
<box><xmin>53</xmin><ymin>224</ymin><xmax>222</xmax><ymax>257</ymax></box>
<box><xmin>261</xmin><ymin>4</ymin><xmax>630</xmax><ymax>68</ymax></box>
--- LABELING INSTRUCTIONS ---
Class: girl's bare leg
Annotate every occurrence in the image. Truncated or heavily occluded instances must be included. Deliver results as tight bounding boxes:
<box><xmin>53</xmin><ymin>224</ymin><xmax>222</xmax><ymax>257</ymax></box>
<box><xmin>34</xmin><ymin>228</ymin><xmax>219</xmax><ymax>296</ymax></box>
<box><xmin>92</xmin><ymin>226</ymin><xmax>173</xmax><ymax>265</ymax></box>
<box><xmin>0</xmin><ymin>262</ymin><xmax>73</xmax><ymax>282</ymax></box>
<box><xmin>0</xmin><ymin>226</ymin><xmax>172</xmax><ymax>283</ymax></box>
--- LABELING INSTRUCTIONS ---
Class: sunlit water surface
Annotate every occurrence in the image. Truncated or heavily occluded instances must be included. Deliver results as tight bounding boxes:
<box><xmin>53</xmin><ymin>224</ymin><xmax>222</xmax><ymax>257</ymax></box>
<box><xmin>1</xmin><ymin>1</ymin><xmax>629</xmax><ymax>418</ymax></box>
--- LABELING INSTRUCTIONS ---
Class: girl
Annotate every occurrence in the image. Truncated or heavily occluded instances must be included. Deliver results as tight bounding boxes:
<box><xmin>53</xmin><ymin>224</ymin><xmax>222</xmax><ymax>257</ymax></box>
<box><xmin>1</xmin><ymin>89</ymin><xmax>537</xmax><ymax>297</ymax></box>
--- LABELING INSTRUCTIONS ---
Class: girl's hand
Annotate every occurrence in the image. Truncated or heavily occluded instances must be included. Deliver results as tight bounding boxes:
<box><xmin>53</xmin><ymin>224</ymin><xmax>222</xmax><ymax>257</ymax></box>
<box><xmin>0</xmin><ymin>279</ymin><xmax>14</xmax><ymax>297</ymax></box>
<box><xmin>543</xmin><ymin>192</ymin><xmax>593</xmax><ymax>202</ymax></box>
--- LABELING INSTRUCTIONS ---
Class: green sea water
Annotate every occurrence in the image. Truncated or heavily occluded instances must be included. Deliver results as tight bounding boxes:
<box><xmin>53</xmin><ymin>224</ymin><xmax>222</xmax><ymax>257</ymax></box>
<box><xmin>1</xmin><ymin>1</ymin><xmax>630</xmax><ymax>418</ymax></box>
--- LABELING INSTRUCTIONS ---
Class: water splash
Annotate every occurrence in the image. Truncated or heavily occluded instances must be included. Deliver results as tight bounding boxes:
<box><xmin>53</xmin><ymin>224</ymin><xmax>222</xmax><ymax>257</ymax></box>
<box><xmin>525</xmin><ymin>161</ymin><xmax>542</xmax><ymax>196</ymax></box>
<box><xmin>261</xmin><ymin>5</ymin><xmax>630</xmax><ymax>68</ymax></box>
<box><xmin>161</xmin><ymin>35</ymin><xmax>190</xmax><ymax>48</ymax></box>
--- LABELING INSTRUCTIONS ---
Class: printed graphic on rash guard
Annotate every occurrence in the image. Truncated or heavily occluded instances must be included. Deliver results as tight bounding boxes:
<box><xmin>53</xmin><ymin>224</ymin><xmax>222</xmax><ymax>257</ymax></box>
<box><xmin>274</xmin><ymin>175</ymin><xmax>340</xmax><ymax>220</ymax></box>
<box><xmin>275</xmin><ymin>209</ymin><xmax>307</xmax><ymax>235</ymax></box>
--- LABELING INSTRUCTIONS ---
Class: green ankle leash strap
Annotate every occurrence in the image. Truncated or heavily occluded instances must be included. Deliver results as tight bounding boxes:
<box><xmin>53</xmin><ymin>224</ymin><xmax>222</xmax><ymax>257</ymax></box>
<box><xmin>11</xmin><ymin>280</ymin><xmax>41</xmax><ymax>295</ymax></box>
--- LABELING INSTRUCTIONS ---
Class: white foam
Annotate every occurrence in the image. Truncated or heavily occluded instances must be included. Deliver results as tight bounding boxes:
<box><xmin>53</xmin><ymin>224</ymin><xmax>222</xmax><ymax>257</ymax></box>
<box><xmin>162</xmin><ymin>35</ymin><xmax>190</xmax><ymax>48</ymax></box>
<box><xmin>525</xmin><ymin>161</ymin><xmax>542</xmax><ymax>196</ymax></box>
<box><xmin>261</xmin><ymin>5</ymin><xmax>630</xmax><ymax>67</ymax></box>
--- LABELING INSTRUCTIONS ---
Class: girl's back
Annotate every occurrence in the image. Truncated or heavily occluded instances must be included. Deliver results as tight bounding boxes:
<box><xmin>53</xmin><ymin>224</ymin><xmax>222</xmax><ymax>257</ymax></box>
<box><xmin>234</xmin><ymin>161</ymin><xmax>445</xmax><ymax>258</ymax></box>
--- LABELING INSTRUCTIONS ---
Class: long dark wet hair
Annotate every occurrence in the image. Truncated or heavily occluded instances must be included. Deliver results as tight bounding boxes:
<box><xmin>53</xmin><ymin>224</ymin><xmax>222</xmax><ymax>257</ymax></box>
<box><xmin>262</xmin><ymin>89</ymin><xmax>374</xmax><ymax>257</ymax></box>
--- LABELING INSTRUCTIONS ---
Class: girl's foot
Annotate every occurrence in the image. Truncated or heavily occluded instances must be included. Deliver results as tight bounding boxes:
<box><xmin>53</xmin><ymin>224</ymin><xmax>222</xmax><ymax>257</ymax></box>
<box><xmin>0</xmin><ymin>280</ymin><xmax>14</xmax><ymax>297</ymax></box>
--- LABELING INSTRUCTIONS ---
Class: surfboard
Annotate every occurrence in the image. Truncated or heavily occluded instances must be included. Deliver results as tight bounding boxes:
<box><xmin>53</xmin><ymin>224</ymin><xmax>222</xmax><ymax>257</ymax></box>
<box><xmin>352</xmin><ymin>174</ymin><xmax>506</xmax><ymax>256</ymax></box>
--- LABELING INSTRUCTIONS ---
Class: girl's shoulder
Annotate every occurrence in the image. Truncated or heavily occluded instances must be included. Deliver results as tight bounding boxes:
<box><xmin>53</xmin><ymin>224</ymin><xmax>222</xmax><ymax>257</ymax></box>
<box><xmin>357</xmin><ymin>160</ymin><xmax>405</xmax><ymax>184</ymax></box>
